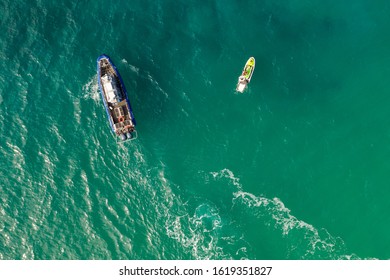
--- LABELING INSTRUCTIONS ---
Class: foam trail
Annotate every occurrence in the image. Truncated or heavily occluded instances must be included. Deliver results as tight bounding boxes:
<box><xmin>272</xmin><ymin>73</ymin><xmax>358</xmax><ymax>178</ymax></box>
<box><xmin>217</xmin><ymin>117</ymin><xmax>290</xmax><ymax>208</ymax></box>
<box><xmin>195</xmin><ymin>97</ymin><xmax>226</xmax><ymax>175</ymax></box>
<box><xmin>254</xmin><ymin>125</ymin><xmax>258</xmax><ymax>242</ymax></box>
<box><xmin>82</xmin><ymin>75</ymin><xmax>100</xmax><ymax>102</ymax></box>
<box><xmin>210</xmin><ymin>169</ymin><xmax>365</xmax><ymax>260</ymax></box>
<box><xmin>146</xmin><ymin>72</ymin><xmax>169</xmax><ymax>99</ymax></box>
<box><xmin>162</xmin><ymin>168</ymin><xmax>251</xmax><ymax>260</ymax></box>
<box><xmin>121</xmin><ymin>59</ymin><xmax>140</xmax><ymax>75</ymax></box>
<box><xmin>165</xmin><ymin>202</ymin><xmax>230</xmax><ymax>260</ymax></box>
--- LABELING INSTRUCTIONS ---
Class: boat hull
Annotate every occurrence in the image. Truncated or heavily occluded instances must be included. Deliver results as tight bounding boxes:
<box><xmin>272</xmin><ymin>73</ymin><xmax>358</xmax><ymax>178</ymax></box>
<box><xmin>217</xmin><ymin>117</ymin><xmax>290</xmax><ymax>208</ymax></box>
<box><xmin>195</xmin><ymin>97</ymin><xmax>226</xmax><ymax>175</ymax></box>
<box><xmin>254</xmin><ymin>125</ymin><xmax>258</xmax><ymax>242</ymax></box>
<box><xmin>236</xmin><ymin>57</ymin><xmax>255</xmax><ymax>93</ymax></box>
<box><xmin>97</xmin><ymin>54</ymin><xmax>137</xmax><ymax>142</ymax></box>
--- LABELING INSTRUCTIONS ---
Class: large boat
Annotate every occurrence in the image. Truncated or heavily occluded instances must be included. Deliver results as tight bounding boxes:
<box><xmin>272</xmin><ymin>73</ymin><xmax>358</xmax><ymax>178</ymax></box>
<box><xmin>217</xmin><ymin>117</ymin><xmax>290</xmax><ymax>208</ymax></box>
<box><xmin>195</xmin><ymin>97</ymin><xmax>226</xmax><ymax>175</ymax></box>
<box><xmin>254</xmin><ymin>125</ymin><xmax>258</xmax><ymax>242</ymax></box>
<box><xmin>236</xmin><ymin>57</ymin><xmax>255</xmax><ymax>93</ymax></box>
<box><xmin>97</xmin><ymin>54</ymin><xmax>137</xmax><ymax>142</ymax></box>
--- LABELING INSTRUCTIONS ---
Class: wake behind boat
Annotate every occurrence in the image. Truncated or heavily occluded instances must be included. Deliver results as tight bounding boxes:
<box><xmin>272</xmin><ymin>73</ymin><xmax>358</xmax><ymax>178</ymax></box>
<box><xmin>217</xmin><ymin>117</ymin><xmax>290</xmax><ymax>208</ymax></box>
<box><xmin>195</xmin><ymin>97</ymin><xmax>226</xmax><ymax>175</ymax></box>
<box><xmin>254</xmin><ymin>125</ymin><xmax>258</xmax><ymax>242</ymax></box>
<box><xmin>97</xmin><ymin>54</ymin><xmax>137</xmax><ymax>142</ymax></box>
<box><xmin>236</xmin><ymin>57</ymin><xmax>255</xmax><ymax>93</ymax></box>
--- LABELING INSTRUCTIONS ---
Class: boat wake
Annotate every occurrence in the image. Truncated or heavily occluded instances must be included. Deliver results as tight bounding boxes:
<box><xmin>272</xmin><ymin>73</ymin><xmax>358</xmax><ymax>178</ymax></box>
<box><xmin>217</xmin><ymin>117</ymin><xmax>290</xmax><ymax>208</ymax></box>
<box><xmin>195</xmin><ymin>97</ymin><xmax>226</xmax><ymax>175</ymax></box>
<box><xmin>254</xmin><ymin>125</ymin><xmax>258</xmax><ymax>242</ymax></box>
<box><xmin>82</xmin><ymin>75</ymin><xmax>100</xmax><ymax>102</ymax></box>
<box><xmin>120</xmin><ymin>59</ymin><xmax>140</xmax><ymax>75</ymax></box>
<box><xmin>165</xmin><ymin>202</ymin><xmax>228</xmax><ymax>260</ymax></box>
<box><xmin>210</xmin><ymin>168</ymin><xmax>364</xmax><ymax>260</ymax></box>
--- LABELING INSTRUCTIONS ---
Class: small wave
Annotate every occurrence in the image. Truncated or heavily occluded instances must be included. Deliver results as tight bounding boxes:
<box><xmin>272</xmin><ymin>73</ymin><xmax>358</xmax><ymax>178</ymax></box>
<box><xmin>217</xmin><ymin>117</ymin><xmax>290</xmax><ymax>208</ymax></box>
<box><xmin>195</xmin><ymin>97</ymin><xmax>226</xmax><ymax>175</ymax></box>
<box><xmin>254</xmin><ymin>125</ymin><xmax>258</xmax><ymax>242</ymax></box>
<box><xmin>147</xmin><ymin>73</ymin><xmax>169</xmax><ymax>99</ymax></box>
<box><xmin>121</xmin><ymin>59</ymin><xmax>140</xmax><ymax>75</ymax></box>
<box><xmin>181</xmin><ymin>91</ymin><xmax>190</xmax><ymax>102</ymax></box>
<box><xmin>5</xmin><ymin>142</ymin><xmax>27</xmax><ymax>190</ymax></box>
<box><xmin>48</xmin><ymin>123</ymin><xmax>66</xmax><ymax>144</ymax></box>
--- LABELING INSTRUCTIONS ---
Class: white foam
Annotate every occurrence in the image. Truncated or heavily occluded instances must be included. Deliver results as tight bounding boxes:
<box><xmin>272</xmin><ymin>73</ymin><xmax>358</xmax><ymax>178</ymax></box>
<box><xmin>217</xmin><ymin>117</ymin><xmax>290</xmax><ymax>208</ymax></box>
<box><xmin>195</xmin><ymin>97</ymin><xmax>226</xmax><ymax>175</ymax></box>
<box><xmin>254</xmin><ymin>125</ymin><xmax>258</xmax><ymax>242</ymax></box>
<box><xmin>211</xmin><ymin>168</ymin><xmax>366</xmax><ymax>259</ymax></box>
<box><xmin>210</xmin><ymin>168</ymin><xmax>241</xmax><ymax>190</ymax></box>
<box><xmin>135</xmin><ymin>166</ymin><xmax>232</xmax><ymax>260</ymax></box>
<box><xmin>165</xmin><ymin>203</ymin><xmax>228</xmax><ymax>260</ymax></box>
<box><xmin>121</xmin><ymin>59</ymin><xmax>140</xmax><ymax>75</ymax></box>
<box><xmin>82</xmin><ymin>75</ymin><xmax>100</xmax><ymax>102</ymax></box>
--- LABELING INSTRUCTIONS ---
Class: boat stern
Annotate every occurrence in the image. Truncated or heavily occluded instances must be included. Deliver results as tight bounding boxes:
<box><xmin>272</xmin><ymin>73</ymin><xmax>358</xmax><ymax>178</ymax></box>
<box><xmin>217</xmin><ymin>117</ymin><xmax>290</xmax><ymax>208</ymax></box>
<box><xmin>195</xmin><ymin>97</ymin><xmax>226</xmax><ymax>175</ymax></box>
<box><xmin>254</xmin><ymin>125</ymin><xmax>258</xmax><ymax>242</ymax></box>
<box><xmin>236</xmin><ymin>82</ymin><xmax>246</xmax><ymax>93</ymax></box>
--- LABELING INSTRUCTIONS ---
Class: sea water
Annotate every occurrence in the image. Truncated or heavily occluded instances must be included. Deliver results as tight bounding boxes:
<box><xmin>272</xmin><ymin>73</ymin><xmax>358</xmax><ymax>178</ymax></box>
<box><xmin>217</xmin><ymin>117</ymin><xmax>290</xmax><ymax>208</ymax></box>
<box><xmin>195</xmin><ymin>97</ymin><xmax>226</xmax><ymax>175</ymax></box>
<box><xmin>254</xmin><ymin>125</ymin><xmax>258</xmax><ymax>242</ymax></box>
<box><xmin>1</xmin><ymin>0</ymin><xmax>390</xmax><ymax>259</ymax></box>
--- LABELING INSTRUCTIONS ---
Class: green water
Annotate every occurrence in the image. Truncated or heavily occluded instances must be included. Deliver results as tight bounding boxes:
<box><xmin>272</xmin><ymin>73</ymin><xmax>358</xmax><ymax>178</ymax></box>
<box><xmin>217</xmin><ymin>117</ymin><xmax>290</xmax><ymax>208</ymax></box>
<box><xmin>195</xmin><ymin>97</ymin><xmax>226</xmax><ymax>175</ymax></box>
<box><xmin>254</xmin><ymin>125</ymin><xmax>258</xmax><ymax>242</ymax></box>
<box><xmin>1</xmin><ymin>0</ymin><xmax>390</xmax><ymax>260</ymax></box>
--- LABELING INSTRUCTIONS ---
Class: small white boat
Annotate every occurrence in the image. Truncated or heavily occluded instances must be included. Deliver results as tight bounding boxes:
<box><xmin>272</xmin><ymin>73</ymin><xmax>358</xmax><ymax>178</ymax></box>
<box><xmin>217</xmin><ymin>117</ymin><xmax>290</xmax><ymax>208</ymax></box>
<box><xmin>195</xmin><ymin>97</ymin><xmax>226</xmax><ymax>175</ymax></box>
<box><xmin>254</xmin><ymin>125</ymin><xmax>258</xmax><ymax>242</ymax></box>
<box><xmin>236</xmin><ymin>57</ymin><xmax>255</xmax><ymax>93</ymax></box>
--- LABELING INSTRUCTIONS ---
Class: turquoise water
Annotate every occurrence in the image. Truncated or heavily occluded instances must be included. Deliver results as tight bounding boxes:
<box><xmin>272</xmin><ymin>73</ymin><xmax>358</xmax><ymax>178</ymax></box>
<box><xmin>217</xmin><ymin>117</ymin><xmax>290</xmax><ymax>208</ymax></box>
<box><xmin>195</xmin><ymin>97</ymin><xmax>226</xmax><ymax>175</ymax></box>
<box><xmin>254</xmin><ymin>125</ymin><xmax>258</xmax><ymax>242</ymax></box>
<box><xmin>1</xmin><ymin>0</ymin><xmax>390</xmax><ymax>259</ymax></box>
